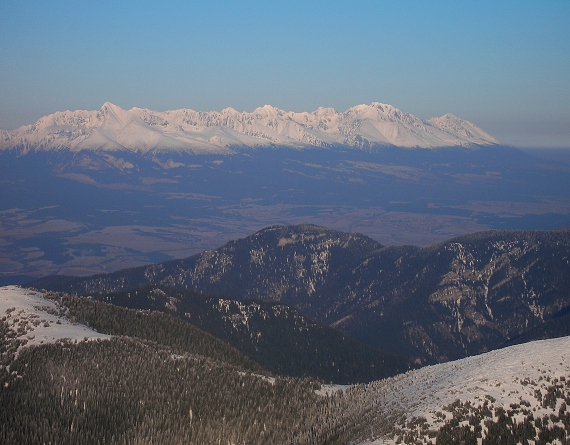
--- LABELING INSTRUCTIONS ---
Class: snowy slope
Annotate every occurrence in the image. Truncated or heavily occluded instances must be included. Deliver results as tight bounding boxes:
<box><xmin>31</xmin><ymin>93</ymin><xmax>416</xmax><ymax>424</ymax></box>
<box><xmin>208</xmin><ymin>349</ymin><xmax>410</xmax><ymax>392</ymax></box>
<box><xmin>0</xmin><ymin>102</ymin><xmax>499</xmax><ymax>153</ymax></box>
<box><xmin>353</xmin><ymin>336</ymin><xmax>570</xmax><ymax>444</ymax></box>
<box><xmin>0</xmin><ymin>285</ymin><xmax>110</xmax><ymax>353</ymax></box>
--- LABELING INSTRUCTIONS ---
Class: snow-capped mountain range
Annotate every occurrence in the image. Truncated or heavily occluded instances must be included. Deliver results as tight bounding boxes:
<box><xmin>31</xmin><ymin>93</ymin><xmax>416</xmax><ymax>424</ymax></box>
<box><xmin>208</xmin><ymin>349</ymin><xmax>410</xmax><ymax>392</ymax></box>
<box><xmin>0</xmin><ymin>102</ymin><xmax>499</xmax><ymax>153</ymax></box>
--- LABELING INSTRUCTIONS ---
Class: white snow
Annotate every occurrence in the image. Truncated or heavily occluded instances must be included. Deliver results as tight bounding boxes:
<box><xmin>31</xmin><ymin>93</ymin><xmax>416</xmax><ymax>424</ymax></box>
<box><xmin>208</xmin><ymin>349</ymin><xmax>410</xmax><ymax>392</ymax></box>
<box><xmin>0</xmin><ymin>102</ymin><xmax>499</xmax><ymax>153</ymax></box>
<box><xmin>238</xmin><ymin>371</ymin><xmax>276</xmax><ymax>385</ymax></box>
<box><xmin>355</xmin><ymin>335</ymin><xmax>570</xmax><ymax>444</ymax></box>
<box><xmin>0</xmin><ymin>285</ymin><xmax>110</xmax><ymax>352</ymax></box>
<box><xmin>315</xmin><ymin>383</ymin><xmax>350</xmax><ymax>396</ymax></box>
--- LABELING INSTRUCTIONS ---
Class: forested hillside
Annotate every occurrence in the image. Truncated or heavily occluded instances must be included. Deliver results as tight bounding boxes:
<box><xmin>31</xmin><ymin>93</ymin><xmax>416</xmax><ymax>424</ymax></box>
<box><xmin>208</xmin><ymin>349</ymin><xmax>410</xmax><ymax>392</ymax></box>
<box><xmin>59</xmin><ymin>292</ymin><xmax>262</xmax><ymax>372</ymax></box>
<box><xmin>33</xmin><ymin>225</ymin><xmax>570</xmax><ymax>364</ymax></box>
<box><xmin>1</xmin><ymin>287</ymin><xmax>372</xmax><ymax>444</ymax></box>
<box><xmin>1</xmin><ymin>338</ymin><xmax>370</xmax><ymax>444</ymax></box>
<box><xmin>3</xmin><ymin>287</ymin><xmax>570</xmax><ymax>444</ymax></box>
<box><xmin>67</xmin><ymin>283</ymin><xmax>411</xmax><ymax>383</ymax></box>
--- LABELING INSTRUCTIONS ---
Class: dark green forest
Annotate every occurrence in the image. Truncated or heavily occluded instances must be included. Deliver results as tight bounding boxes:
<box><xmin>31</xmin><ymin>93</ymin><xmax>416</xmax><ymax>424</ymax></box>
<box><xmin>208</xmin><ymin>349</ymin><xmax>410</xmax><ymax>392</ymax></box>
<box><xmin>1</xmin><ymin>294</ymin><xmax>376</xmax><ymax>444</ymax></box>
<box><xmin>32</xmin><ymin>226</ymin><xmax>570</xmax><ymax>365</ymax></box>
<box><xmin>3</xmin><ymin>289</ymin><xmax>570</xmax><ymax>443</ymax></box>
<box><xmin>72</xmin><ymin>283</ymin><xmax>411</xmax><ymax>383</ymax></box>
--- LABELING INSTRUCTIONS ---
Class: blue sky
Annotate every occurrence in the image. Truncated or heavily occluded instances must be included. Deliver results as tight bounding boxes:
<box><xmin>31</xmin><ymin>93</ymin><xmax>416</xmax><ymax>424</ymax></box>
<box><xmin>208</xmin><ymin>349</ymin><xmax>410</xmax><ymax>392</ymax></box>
<box><xmin>1</xmin><ymin>0</ymin><xmax>569</xmax><ymax>147</ymax></box>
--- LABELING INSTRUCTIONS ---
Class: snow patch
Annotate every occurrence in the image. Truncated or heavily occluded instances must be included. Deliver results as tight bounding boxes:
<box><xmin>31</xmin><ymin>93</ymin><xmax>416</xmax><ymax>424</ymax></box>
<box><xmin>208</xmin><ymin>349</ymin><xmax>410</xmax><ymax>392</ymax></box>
<box><xmin>0</xmin><ymin>285</ymin><xmax>111</xmax><ymax>353</ymax></box>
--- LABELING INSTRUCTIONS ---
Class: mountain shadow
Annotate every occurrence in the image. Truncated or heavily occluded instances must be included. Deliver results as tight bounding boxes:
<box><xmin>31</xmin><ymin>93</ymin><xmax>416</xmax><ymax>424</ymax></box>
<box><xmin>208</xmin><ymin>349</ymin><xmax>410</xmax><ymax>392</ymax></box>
<box><xmin>31</xmin><ymin>225</ymin><xmax>570</xmax><ymax>365</ymax></box>
<box><xmin>63</xmin><ymin>283</ymin><xmax>412</xmax><ymax>384</ymax></box>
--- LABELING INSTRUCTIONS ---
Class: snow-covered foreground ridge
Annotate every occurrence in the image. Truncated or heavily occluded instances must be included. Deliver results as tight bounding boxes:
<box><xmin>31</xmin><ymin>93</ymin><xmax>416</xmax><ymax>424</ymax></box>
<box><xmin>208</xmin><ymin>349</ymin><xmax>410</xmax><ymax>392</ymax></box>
<box><xmin>355</xmin><ymin>335</ymin><xmax>570</xmax><ymax>444</ymax></box>
<box><xmin>0</xmin><ymin>285</ymin><xmax>110</xmax><ymax>351</ymax></box>
<box><xmin>0</xmin><ymin>102</ymin><xmax>499</xmax><ymax>153</ymax></box>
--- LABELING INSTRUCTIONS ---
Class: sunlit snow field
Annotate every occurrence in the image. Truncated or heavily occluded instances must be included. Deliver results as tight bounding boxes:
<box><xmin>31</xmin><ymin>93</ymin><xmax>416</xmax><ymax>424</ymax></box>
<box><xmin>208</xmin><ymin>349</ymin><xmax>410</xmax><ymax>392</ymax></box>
<box><xmin>0</xmin><ymin>285</ymin><xmax>110</xmax><ymax>352</ymax></box>
<box><xmin>359</xmin><ymin>336</ymin><xmax>570</xmax><ymax>444</ymax></box>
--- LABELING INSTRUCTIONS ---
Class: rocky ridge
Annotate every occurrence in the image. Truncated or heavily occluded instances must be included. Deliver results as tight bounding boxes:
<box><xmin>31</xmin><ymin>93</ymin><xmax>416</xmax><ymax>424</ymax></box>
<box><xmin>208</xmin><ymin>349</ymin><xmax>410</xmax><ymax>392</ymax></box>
<box><xmin>0</xmin><ymin>102</ymin><xmax>499</xmax><ymax>153</ymax></box>
<box><xmin>31</xmin><ymin>225</ymin><xmax>570</xmax><ymax>365</ymax></box>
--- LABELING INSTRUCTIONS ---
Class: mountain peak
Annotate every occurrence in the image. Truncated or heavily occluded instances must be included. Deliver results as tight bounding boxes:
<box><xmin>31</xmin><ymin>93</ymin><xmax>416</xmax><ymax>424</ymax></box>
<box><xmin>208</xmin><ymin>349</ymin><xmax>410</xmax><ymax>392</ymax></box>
<box><xmin>369</xmin><ymin>101</ymin><xmax>395</xmax><ymax>110</ymax></box>
<box><xmin>252</xmin><ymin>104</ymin><xmax>283</xmax><ymax>116</ymax></box>
<box><xmin>432</xmin><ymin>113</ymin><xmax>463</xmax><ymax>123</ymax></box>
<box><xmin>428</xmin><ymin>113</ymin><xmax>500</xmax><ymax>144</ymax></box>
<box><xmin>0</xmin><ymin>102</ymin><xmax>500</xmax><ymax>153</ymax></box>
<box><xmin>314</xmin><ymin>106</ymin><xmax>337</xmax><ymax>115</ymax></box>
<box><xmin>100</xmin><ymin>101</ymin><xmax>123</xmax><ymax>113</ymax></box>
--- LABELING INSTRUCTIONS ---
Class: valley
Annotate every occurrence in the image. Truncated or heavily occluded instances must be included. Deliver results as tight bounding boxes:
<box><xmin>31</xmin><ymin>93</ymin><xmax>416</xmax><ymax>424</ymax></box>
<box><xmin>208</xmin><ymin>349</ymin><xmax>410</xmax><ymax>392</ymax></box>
<box><xmin>1</xmin><ymin>144</ymin><xmax>569</xmax><ymax>284</ymax></box>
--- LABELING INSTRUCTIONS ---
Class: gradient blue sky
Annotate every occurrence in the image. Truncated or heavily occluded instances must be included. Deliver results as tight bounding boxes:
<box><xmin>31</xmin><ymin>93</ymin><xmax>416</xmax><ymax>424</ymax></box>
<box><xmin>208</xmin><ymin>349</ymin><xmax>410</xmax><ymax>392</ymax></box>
<box><xmin>1</xmin><ymin>0</ymin><xmax>569</xmax><ymax>147</ymax></box>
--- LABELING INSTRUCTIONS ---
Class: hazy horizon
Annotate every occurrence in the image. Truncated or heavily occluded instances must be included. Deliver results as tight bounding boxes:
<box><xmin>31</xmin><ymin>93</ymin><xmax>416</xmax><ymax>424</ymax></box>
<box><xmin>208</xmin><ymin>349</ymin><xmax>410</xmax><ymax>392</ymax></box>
<box><xmin>1</xmin><ymin>1</ymin><xmax>569</xmax><ymax>148</ymax></box>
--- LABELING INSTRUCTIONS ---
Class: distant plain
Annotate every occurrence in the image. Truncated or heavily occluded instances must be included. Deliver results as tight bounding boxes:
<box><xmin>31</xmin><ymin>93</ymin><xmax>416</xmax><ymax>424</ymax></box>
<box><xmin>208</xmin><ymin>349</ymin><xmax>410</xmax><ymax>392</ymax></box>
<box><xmin>1</xmin><ymin>146</ymin><xmax>569</xmax><ymax>284</ymax></box>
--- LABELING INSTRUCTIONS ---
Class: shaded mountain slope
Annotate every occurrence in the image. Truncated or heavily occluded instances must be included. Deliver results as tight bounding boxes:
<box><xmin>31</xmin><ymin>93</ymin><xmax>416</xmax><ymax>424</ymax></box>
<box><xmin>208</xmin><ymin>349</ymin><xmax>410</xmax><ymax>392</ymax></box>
<box><xmin>4</xmin><ymin>286</ymin><xmax>570</xmax><ymax>444</ymax></box>
<box><xmin>335</xmin><ymin>228</ymin><xmax>570</xmax><ymax>363</ymax></box>
<box><xmin>502</xmin><ymin>309</ymin><xmax>570</xmax><ymax>347</ymax></box>
<box><xmin>32</xmin><ymin>225</ymin><xmax>570</xmax><ymax>364</ymax></box>
<box><xmin>58</xmin><ymin>292</ymin><xmax>262</xmax><ymax>373</ymax></box>
<box><xmin>73</xmin><ymin>283</ymin><xmax>411</xmax><ymax>383</ymax></box>
<box><xmin>31</xmin><ymin>224</ymin><xmax>385</xmax><ymax>316</ymax></box>
<box><xmin>0</xmin><ymin>286</ymin><xmax>385</xmax><ymax>444</ymax></box>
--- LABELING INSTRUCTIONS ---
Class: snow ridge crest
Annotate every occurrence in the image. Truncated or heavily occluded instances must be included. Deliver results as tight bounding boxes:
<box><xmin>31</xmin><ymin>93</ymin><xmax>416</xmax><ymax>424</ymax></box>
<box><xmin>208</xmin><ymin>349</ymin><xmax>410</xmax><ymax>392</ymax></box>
<box><xmin>0</xmin><ymin>102</ymin><xmax>499</xmax><ymax>154</ymax></box>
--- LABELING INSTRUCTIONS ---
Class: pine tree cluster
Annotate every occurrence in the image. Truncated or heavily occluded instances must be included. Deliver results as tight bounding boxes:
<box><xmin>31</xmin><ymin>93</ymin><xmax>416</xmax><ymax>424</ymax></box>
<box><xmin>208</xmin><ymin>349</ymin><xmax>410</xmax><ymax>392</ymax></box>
<box><xmin>0</xmin><ymin>292</ymin><xmax>379</xmax><ymax>444</ymax></box>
